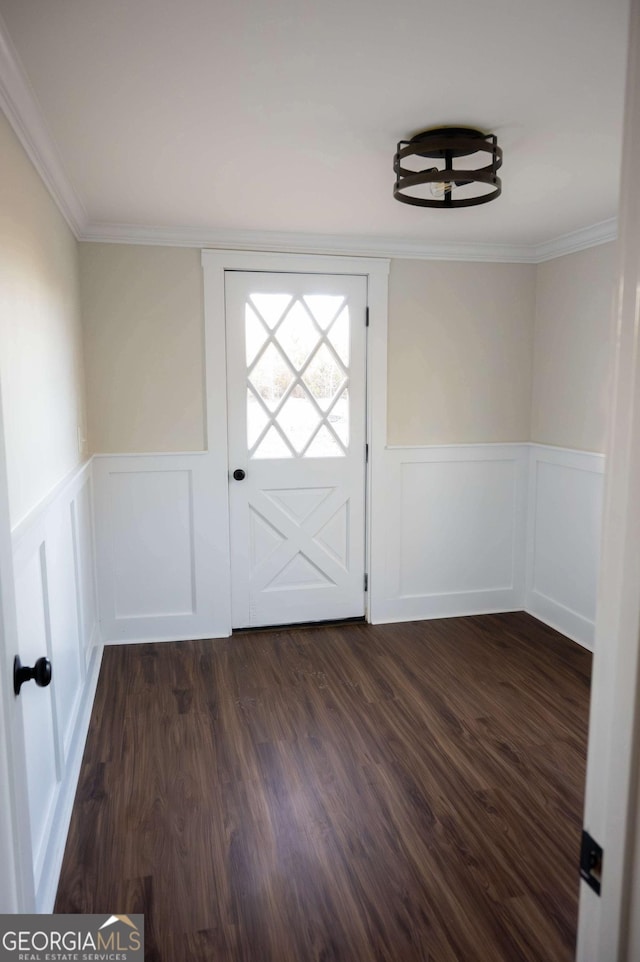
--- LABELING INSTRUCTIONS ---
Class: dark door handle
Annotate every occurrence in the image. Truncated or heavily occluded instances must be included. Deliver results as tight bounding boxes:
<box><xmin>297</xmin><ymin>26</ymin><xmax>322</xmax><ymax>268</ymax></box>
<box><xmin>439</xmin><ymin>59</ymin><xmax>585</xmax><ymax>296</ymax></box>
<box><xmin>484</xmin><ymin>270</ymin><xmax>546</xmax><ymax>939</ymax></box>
<box><xmin>233</xmin><ymin>469</ymin><xmax>246</xmax><ymax>481</ymax></box>
<box><xmin>14</xmin><ymin>656</ymin><xmax>52</xmax><ymax>695</ymax></box>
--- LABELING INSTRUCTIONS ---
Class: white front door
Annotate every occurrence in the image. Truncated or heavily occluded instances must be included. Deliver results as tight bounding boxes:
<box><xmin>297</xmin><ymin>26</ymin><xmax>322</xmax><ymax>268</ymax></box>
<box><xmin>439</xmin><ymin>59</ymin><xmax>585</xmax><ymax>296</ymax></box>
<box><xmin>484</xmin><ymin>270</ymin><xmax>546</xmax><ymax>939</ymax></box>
<box><xmin>225</xmin><ymin>270</ymin><xmax>367</xmax><ymax>628</ymax></box>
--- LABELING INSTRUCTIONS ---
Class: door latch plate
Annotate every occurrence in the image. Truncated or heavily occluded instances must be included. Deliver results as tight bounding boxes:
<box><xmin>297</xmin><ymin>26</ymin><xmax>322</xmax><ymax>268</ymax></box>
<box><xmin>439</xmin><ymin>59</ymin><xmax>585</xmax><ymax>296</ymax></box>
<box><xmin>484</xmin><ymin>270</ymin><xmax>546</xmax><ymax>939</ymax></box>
<box><xmin>580</xmin><ymin>829</ymin><xmax>603</xmax><ymax>895</ymax></box>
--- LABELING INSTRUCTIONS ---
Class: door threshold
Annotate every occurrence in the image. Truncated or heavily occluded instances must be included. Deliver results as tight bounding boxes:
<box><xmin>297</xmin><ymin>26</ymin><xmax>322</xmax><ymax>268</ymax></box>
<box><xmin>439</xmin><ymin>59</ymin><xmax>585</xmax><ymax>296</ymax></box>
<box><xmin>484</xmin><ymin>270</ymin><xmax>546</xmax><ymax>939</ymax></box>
<box><xmin>233</xmin><ymin>616</ymin><xmax>366</xmax><ymax>635</ymax></box>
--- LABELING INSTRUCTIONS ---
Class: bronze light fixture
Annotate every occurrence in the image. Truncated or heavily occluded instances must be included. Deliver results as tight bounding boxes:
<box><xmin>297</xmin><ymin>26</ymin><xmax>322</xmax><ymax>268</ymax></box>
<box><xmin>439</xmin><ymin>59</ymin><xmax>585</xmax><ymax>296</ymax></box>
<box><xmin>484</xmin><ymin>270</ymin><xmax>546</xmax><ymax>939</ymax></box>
<box><xmin>393</xmin><ymin>126</ymin><xmax>502</xmax><ymax>208</ymax></box>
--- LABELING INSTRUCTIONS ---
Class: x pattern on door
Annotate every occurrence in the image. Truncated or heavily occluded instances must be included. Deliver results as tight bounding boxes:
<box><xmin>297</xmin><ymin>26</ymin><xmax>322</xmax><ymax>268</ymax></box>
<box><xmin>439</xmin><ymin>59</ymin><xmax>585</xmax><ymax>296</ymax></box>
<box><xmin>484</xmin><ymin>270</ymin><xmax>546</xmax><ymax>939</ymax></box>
<box><xmin>250</xmin><ymin>484</ymin><xmax>350</xmax><ymax>594</ymax></box>
<box><xmin>246</xmin><ymin>293</ymin><xmax>350</xmax><ymax>459</ymax></box>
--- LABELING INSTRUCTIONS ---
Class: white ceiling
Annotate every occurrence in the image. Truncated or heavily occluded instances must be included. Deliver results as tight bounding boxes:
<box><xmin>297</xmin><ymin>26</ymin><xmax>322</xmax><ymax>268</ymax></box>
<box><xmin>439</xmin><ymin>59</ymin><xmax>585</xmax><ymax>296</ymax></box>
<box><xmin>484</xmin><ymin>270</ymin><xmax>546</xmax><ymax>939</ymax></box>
<box><xmin>0</xmin><ymin>0</ymin><xmax>630</xmax><ymax>249</ymax></box>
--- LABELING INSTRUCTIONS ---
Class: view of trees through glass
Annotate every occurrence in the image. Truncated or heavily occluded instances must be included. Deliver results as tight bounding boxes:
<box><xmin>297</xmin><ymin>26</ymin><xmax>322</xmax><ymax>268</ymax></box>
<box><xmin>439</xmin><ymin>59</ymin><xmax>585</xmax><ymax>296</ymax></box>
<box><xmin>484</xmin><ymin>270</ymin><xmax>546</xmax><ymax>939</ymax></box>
<box><xmin>245</xmin><ymin>294</ymin><xmax>350</xmax><ymax>458</ymax></box>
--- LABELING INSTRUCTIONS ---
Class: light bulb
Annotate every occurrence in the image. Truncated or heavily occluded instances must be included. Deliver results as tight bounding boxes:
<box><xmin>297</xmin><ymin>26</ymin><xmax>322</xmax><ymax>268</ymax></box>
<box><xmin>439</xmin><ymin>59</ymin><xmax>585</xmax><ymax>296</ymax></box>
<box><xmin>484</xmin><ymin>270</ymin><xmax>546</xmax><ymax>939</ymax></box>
<box><xmin>429</xmin><ymin>180</ymin><xmax>452</xmax><ymax>198</ymax></box>
<box><xmin>426</xmin><ymin>168</ymin><xmax>453</xmax><ymax>198</ymax></box>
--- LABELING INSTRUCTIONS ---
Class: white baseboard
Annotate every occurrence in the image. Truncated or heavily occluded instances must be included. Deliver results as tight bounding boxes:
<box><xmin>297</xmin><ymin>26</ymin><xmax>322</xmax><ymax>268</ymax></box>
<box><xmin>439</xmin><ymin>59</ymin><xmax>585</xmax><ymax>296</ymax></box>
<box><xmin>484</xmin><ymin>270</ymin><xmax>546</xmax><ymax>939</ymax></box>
<box><xmin>103</xmin><ymin>632</ymin><xmax>219</xmax><ymax>646</ymax></box>
<box><xmin>88</xmin><ymin>620</ymin><xmax>101</xmax><ymax>654</ymax></box>
<box><xmin>373</xmin><ymin>593</ymin><xmax>523</xmax><ymax>625</ymax></box>
<box><xmin>526</xmin><ymin>590</ymin><xmax>596</xmax><ymax>651</ymax></box>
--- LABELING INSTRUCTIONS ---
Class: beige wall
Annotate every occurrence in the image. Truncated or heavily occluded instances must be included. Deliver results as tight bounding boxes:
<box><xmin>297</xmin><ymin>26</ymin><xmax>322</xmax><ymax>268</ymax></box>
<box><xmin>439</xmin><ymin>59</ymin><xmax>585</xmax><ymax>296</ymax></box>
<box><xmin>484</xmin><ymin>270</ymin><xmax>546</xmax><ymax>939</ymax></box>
<box><xmin>0</xmin><ymin>111</ymin><xmax>86</xmax><ymax>526</ymax></box>
<box><xmin>78</xmin><ymin>243</ymin><xmax>614</xmax><ymax>456</ymax></box>
<box><xmin>82</xmin><ymin>250</ymin><xmax>537</xmax><ymax>452</ymax></box>
<box><xmin>387</xmin><ymin>259</ymin><xmax>536</xmax><ymax>445</ymax></box>
<box><xmin>531</xmin><ymin>243</ymin><xmax>616</xmax><ymax>453</ymax></box>
<box><xmin>80</xmin><ymin>243</ymin><xmax>205</xmax><ymax>453</ymax></box>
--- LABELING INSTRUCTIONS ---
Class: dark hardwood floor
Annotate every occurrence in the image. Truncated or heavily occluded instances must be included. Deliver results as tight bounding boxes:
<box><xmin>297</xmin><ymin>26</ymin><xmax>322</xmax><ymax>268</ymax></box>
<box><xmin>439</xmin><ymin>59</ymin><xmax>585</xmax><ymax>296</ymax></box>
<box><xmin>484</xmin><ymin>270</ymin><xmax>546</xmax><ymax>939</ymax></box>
<box><xmin>55</xmin><ymin>612</ymin><xmax>591</xmax><ymax>962</ymax></box>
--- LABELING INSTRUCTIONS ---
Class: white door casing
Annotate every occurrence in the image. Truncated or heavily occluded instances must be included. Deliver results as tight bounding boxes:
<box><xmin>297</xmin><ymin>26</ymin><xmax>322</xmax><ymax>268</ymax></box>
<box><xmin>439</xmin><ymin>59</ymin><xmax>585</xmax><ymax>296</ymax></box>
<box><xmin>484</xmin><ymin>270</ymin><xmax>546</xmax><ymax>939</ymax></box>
<box><xmin>202</xmin><ymin>250</ymin><xmax>389</xmax><ymax>637</ymax></box>
<box><xmin>225</xmin><ymin>270</ymin><xmax>367</xmax><ymax>628</ymax></box>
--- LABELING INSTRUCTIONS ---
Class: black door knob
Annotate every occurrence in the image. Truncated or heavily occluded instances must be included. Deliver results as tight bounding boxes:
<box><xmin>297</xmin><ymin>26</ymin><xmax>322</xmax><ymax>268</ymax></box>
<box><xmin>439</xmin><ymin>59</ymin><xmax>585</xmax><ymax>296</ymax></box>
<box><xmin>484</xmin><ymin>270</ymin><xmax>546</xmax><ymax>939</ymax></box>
<box><xmin>233</xmin><ymin>469</ymin><xmax>246</xmax><ymax>481</ymax></box>
<box><xmin>13</xmin><ymin>655</ymin><xmax>52</xmax><ymax>696</ymax></box>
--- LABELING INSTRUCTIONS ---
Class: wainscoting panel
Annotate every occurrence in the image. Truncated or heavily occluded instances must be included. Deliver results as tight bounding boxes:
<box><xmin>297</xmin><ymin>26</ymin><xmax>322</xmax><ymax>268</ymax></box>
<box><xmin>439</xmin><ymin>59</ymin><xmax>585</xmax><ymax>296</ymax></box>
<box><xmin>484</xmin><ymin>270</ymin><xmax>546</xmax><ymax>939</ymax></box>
<box><xmin>71</xmin><ymin>479</ymin><xmax>99</xmax><ymax>668</ymax></box>
<box><xmin>370</xmin><ymin>445</ymin><xmax>529</xmax><ymax>623</ymax></box>
<box><xmin>11</xmin><ymin>461</ymin><xmax>101</xmax><ymax>911</ymax></box>
<box><xmin>525</xmin><ymin>445</ymin><xmax>605</xmax><ymax>649</ymax></box>
<box><xmin>93</xmin><ymin>452</ymin><xmax>229</xmax><ymax>643</ymax></box>
<box><xmin>91</xmin><ymin>444</ymin><xmax>605</xmax><ymax>652</ymax></box>
<box><xmin>110</xmin><ymin>469</ymin><xmax>195</xmax><ymax>619</ymax></box>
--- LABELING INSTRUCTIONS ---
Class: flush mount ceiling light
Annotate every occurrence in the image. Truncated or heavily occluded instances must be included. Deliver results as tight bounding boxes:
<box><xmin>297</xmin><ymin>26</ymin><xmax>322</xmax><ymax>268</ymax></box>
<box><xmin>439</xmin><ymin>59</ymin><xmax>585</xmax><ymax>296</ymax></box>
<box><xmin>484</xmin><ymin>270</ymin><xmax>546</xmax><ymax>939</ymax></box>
<box><xmin>393</xmin><ymin>126</ymin><xmax>502</xmax><ymax>208</ymax></box>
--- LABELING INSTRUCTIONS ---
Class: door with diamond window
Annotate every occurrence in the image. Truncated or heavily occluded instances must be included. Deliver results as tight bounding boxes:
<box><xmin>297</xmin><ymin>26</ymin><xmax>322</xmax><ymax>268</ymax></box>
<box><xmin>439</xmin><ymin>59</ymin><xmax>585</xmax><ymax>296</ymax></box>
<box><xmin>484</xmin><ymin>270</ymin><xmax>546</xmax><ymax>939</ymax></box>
<box><xmin>225</xmin><ymin>271</ymin><xmax>367</xmax><ymax>628</ymax></box>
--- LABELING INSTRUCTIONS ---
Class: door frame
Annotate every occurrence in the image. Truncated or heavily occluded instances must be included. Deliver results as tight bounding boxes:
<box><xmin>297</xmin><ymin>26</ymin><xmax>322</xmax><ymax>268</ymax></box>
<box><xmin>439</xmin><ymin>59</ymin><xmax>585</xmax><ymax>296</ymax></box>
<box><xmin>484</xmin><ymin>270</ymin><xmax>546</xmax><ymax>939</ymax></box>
<box><xmin>576</xmin><ymin>0</ymin><xmax>640</xmax><ymax>957</ymax></box>
<box><xmin>201</xmin><ymin>250</ymin><xmax>390</xmax><ymax>636</ymax></box>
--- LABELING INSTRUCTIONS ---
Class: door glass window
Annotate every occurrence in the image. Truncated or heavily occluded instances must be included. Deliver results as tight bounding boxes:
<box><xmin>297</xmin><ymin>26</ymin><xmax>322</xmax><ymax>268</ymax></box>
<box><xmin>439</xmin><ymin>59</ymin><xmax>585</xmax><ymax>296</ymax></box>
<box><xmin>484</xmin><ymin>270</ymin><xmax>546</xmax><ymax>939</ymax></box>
<box><xmin>246</xmin><ymin>293</ymin><xmax>350</xmax><ymax>459</ymax></box>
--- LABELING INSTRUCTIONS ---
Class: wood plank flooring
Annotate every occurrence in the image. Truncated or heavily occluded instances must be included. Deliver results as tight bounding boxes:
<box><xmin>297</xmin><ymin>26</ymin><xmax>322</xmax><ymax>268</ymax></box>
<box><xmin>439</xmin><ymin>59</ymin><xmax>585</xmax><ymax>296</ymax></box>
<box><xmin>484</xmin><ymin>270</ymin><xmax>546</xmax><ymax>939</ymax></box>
<box><xmin>55</xmin><ymin>612</ymin><xmax>591</xmax><ymax>962</ymax></box>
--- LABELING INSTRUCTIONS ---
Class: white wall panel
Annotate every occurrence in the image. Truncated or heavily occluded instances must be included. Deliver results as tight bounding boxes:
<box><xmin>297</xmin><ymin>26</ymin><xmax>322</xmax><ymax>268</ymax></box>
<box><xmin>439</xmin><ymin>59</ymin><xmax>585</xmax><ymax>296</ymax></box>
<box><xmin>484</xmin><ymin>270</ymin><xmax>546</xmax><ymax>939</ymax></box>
<box><xmin>526</xmin><ymin>445</ymin><xmax>605</xmax><ymax>649</ymax></box>
<box><xmin>399</xmin><ymin>459</ymin><xmax>518</xmax><ymax>595</ymax></box>
<box><xmin>370</xmin><ymin>445</ymin><xmax>529</xmax><ymax>623</ymax></box>
<box><xmin>72</xmin><ymin>480</ymin><xmax>99</xmax><ymax>664</ymax></box>
<box><xmin>110</xmin><ymin>470</ymin><xmax>194</xmax><ymax>618</ymax></box>
<box><xmin>94</xmin><ymin>452</ymin><xmax>228</xmax><ymax>642</ymax></box>
<box><xmin>44</xmin><ymin>503</ymin><xmax>83</xmax><ymax>763</ymax></box>
<box><xmin>11</xmin><ymin>461</ymin><xmax>101</xmax><ymax>911</ymax></box>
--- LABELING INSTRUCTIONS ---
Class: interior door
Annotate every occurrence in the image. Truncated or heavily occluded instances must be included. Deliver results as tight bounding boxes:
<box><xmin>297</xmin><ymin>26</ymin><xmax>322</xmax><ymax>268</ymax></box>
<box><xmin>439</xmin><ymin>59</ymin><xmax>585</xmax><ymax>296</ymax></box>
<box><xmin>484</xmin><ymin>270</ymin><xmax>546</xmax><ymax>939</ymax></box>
<box><xmin>0</xmin><ymin>381</ymin><xmax>35</xmax><ymax>912</ymax></box>
<box><xmin>577</xmin><ymin>0</ymin><xmax>640</xmax><ymax>957</ymax></box>
<box><xmin>226</xmin><ymin>270</ymin><xmax>367</xmax><ymax>629</ymax></box>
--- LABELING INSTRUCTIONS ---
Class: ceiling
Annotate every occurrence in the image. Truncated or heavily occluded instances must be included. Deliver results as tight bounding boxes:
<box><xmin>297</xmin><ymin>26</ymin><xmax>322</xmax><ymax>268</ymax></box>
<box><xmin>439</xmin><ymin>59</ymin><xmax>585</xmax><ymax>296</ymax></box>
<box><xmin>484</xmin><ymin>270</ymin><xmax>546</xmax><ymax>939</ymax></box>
<box><xmin>0</xmin><ymin>0</ymin><xmax>630</xmax><ymax>250</ymax></box>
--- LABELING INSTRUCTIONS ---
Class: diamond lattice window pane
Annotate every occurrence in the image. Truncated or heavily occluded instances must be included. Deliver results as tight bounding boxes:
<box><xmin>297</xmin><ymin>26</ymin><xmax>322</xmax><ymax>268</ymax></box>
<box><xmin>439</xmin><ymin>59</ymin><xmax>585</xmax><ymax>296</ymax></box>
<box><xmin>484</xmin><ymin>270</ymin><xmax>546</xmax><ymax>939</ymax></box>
<box><xmin>250</xmin><ymin>293</ymin><xmax>292</xmax><ymax>329</ymax></box>
<box><xmin>304</xmin><ymin>425</ymin><xmax>344</xmax><ymax>458</ymax></box>
<box><xmin>302</xmin><ymin>343</ymin><xmax>345</xmax><ymax>410</ymax></box>
<box><xmin>245</xmin><ymin>304</ymin><xmax>268</xmax><ymax>365</ymax></box>
<box><xmin>252</xmin><ymin>425</ymin><xmax>293</xmax><ymax>459</ymax></box>
<box><xmin>328</xmin><ymin>307</ymin><xmax>350</xmax><ymax>365</ymax></box>
<box><xmin>247</xmin><ymin>390</ymin><xmax>269</xmax><ymax>448</ymax></box>
<box><xmin>276</xmin><ymin>390</ymin><xmax>321</xmax><ymax>453</ymax></box>
<box><xmin>275</xmin><ymin>300</ymin><xmax>320</xmax><ymax>370</ymax></box>
<box><xmin>328</xmin><ymin>389</ymin><xmax>349</xmax><ymax>447</ymax></box>
<box><xmin>248</xmin><ymin>343</ymin><xmax>294</xmax><ymax>411</ymax></box>
<box><xmin>303</xmin><ymin>295</ymin><xmax>344</xmax><ymax>330</ymax></box>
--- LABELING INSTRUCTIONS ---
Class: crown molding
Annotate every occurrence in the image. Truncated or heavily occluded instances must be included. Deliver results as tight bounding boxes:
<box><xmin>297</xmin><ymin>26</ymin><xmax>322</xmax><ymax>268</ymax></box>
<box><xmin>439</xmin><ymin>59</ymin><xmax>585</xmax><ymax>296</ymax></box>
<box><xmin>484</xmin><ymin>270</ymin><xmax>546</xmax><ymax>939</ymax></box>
<box><xmin>531</xmin><ymin>218</ymin><xmax>618</xmax><ymax>262</ymax></box>
<box><xmin>79</xmin><ymin>222</ymin><xmax>542</xmax><ymax>262</ymax></box>
<box><xmin>0</xmin><ymin>12</ymin><xmax>86</xmax><ymax>236</ymax></box>
<box><xmin>79</xmin><ymin>220</ymin><xmax>618</xmax><ymax>263</ymax></box>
